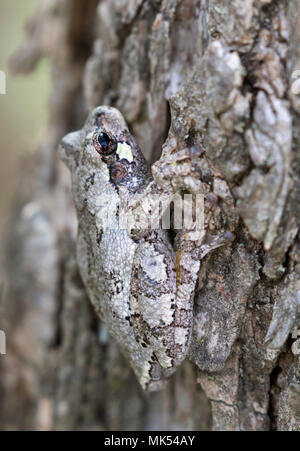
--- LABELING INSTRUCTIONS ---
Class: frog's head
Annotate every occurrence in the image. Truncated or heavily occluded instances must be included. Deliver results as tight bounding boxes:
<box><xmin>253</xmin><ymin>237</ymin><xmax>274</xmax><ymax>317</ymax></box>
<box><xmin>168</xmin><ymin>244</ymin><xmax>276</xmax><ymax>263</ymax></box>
<box><xmin>59</xmin><ymin>106</ymin><xmax>151</xmax><ymax>193</ymax></box>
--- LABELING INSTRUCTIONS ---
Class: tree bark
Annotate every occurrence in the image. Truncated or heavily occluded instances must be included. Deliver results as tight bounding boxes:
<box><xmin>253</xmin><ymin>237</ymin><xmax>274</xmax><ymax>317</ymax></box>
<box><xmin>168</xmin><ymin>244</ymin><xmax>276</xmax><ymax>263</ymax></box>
<box><xmin>1</xmin><ymin>0</ymin><xmax>300</xmax><ymax>431</ymax></box>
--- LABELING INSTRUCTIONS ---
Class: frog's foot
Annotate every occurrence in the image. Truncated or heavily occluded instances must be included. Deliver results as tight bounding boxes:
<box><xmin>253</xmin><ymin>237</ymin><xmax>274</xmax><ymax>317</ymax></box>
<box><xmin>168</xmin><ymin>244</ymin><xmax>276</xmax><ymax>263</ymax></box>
<box><xmin>197</xmin><ymin>231</ymin><xmax>235</xmax><ymax>259</ymax></box>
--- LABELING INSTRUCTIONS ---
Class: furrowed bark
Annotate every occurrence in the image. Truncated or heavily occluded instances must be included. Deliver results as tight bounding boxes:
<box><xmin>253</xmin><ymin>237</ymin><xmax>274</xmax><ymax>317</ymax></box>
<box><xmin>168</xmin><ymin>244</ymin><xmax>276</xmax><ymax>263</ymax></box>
<box><xmin>1</xmin><ymin>0</ymin><xmax>299</xmax><ymax>431</ymax></box>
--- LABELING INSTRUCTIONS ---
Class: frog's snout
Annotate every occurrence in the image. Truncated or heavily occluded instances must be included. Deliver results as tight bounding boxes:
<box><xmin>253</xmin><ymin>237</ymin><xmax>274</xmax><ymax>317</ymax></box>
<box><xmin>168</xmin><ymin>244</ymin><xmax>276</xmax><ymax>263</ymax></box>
<box><xmin>59</xmin><ymin>130</ymin><xmax>82</xmax><ymax>170</ymax></box>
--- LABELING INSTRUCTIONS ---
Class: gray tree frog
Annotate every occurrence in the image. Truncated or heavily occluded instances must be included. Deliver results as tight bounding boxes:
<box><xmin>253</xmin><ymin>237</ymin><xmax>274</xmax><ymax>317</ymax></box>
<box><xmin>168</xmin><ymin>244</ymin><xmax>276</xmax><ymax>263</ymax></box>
<box><xmin>59</xmin><ymin>106</ymin><xmax>233</xmax><ymax>390</ymax></box>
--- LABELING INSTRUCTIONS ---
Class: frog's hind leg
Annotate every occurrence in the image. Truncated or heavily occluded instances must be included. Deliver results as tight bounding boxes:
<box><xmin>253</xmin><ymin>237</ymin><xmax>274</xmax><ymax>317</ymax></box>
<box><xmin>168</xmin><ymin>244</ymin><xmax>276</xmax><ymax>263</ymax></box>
<box><xmin>130</xmin><ymin>227</ymin><xmax>234</xmax><ymax>388</ymax></box>
<box><xmin>173</xmin><ymin>219</ymin><xmax>234</xmax><ymax>368</ymax></box>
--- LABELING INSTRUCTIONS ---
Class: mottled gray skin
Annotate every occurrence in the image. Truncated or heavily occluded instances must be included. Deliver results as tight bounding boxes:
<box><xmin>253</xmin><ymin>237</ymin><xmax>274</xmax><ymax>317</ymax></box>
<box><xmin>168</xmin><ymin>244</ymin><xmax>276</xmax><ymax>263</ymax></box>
<box><xmin>59</xmin><ymin>106</ymin><xmax>233</xmax><ymax>390</ymax></box>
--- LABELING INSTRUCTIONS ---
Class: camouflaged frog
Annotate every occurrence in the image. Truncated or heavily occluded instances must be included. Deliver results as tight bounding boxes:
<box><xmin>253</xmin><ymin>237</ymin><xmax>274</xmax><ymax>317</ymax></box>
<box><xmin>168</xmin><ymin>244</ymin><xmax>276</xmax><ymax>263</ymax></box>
<box><xmin>59</xmin><ymin>106</ymin><xmax>233</xmax><ymax>390</ymax></box>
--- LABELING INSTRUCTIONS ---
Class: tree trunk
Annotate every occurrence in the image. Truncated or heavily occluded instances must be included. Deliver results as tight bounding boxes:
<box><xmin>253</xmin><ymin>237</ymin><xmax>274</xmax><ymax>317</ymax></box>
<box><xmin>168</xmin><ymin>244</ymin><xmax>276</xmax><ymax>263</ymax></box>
<box><xmin>1</xmin><ymin>0</ymin><xmax>300</xmax><ymax>431</ymax></box>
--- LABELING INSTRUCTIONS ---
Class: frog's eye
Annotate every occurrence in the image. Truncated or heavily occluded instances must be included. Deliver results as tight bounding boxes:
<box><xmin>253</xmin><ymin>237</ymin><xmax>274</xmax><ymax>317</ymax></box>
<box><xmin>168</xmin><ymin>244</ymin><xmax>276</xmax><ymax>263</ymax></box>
<box><xmin>92</xmin><ymin>131</ymin><xmax>117</xmax><ymax>155</ymax></box>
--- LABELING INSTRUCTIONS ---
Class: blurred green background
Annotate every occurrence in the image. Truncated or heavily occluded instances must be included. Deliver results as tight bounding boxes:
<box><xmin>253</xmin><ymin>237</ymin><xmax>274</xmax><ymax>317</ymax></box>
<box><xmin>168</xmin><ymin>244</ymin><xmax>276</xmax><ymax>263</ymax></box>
<box><xmin>0</xmin><ymin>0</ymin><xmax>50</xmax><ymax>245</ymax></box>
